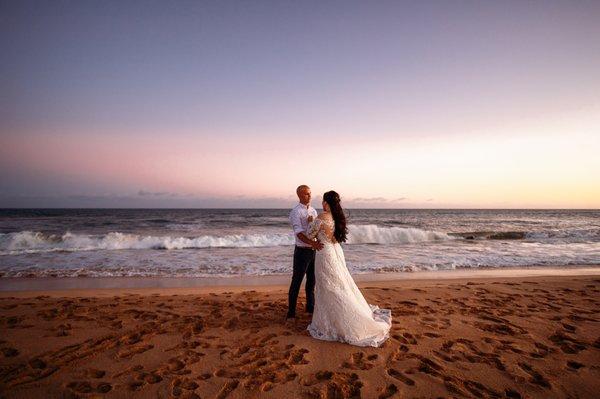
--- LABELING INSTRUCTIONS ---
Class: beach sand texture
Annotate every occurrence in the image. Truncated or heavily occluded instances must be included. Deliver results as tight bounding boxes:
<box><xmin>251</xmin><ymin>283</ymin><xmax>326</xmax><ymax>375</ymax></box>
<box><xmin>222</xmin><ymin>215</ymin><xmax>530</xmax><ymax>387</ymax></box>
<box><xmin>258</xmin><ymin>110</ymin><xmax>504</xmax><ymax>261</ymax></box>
<box><xmin>1</xmin><ymin>275</ymin><xmax>599</xmax><ymax>398</ymax></box>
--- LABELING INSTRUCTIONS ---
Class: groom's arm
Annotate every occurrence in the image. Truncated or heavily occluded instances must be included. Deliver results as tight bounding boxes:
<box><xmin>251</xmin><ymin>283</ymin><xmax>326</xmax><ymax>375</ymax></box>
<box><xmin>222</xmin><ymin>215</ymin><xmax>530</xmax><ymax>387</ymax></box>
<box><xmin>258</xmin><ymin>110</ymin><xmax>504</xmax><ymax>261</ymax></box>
<box><xmin>290</xmin><ymin>210</ymin><xmax>322</xmax><ymax>249</ymax></box>
<box><xmin>296</xmin><ymin>232</ymin><xmax>323</xmax><ymax>249</ymax></box>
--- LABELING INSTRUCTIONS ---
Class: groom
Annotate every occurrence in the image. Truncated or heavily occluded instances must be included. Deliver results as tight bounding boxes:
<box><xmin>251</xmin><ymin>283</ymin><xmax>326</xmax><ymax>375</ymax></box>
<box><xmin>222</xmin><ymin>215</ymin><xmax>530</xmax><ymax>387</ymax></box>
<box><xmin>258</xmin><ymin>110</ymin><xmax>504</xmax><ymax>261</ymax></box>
<box><xmin>286</xmin><ymin>185</ymin><xmax>323</xmax><ymax>320</ymax></box>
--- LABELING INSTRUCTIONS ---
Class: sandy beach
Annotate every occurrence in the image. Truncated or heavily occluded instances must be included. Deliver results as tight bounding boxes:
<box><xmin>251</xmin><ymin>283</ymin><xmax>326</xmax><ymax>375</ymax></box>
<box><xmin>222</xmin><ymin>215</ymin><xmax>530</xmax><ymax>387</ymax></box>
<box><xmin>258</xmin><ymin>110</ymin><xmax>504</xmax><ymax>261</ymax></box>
<box><xmin>1</xmin><ymin>269</ymin><xmax>599</xmax><ymax>398</ymax></box>
<box><xmin>3</xmin><ymin>0</ymin><xmax>600</xmax><ymax>397</ymax></box>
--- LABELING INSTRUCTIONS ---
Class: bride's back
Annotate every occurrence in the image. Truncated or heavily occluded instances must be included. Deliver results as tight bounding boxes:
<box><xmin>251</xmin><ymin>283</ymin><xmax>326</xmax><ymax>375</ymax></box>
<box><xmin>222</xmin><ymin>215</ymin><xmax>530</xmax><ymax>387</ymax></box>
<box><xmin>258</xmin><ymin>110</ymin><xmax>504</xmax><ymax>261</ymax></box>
<box><xmin>317</xmin><ymin>213</ymin><xmax>337</xmax><ymax>244</ymax></box>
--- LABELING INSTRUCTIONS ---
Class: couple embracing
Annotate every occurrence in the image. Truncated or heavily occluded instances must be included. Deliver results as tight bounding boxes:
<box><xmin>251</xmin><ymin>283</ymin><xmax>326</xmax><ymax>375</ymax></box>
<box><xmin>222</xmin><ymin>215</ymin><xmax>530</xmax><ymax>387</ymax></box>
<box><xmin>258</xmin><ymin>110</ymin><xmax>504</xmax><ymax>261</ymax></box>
<box><xmin>286</xmin><ymin>185</ymin><xmax>392</xmax><ymax>348</ymax></box>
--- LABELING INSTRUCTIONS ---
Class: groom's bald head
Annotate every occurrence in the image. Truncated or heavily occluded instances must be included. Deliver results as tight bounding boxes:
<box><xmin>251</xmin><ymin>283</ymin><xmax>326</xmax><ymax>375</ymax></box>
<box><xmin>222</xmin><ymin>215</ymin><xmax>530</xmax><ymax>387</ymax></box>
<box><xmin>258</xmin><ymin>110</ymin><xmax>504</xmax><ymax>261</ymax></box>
<box><xmin>296</xmin><ymin>185</ymin><xmax>311</xmax><ymax>205</ymax></box>
<box><xmin>296</xmin><ymin>185</ymin><xmax>310</xmax><ymax>195</ymax></box>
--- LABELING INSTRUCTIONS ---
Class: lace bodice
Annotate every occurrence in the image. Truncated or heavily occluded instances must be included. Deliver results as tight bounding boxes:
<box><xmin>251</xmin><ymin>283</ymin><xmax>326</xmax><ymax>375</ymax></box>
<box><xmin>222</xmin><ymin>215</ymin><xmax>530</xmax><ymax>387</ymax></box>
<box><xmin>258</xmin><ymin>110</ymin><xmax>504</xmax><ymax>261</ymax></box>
<box><xmin>307</xmin><ymin>214</ymin><xmax>336</xmax><ymax>244</ymax></box>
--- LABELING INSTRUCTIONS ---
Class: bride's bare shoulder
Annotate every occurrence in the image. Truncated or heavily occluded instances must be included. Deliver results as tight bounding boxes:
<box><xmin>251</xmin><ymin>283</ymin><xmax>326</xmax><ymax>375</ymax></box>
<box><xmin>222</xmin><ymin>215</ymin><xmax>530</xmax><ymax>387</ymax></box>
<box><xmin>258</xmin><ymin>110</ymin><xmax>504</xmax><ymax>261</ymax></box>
<box><xmin>317</xmin><ymin>212</ymin><xmax>333</xmax><ymax>221</ymax></box>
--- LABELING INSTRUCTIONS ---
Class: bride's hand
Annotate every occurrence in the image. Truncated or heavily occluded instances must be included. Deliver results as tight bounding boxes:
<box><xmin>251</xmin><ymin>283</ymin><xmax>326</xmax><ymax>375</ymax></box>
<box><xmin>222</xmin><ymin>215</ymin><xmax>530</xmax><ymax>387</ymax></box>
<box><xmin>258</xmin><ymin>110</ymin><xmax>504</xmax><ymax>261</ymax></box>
<box><xmin>307</xmin><ymin>215</ymin><xmax>314</xmax><ymax>223</ymax></box>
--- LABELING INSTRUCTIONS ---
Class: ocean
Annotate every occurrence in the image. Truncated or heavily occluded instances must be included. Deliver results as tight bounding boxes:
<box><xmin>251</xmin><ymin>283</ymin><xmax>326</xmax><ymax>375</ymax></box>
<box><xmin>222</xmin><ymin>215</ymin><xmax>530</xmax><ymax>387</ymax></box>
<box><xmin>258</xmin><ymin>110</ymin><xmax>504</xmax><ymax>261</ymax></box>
<box><xmin>0</xmin><ymin>209</ymin><xmax>598</xmax><ymax>278</ymax></box>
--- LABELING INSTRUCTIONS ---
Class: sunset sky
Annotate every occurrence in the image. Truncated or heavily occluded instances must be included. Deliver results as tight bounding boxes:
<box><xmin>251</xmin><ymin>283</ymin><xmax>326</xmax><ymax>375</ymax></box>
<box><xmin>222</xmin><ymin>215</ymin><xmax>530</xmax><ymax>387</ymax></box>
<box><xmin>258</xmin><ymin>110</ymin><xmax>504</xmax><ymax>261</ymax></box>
<box><xmin>1</xmin><ymin>1</ymin><xmax>599</xmax><ymax>208</ymax></box>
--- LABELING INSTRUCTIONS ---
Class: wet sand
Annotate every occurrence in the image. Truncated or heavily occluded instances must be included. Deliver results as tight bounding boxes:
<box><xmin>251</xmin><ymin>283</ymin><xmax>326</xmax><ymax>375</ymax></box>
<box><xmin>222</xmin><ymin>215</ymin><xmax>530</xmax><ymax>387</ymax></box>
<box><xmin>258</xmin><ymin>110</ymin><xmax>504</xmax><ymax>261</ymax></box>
<box><xmin>0</xmin><ymin>272</ymin><xmax>599</xmax><ymax>398</ymax></box>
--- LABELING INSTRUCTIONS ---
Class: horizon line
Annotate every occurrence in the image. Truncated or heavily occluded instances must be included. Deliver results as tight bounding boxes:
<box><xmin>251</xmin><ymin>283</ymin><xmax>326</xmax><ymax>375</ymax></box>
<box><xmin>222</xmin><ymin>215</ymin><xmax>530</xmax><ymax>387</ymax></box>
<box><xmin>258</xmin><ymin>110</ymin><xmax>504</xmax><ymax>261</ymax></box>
<box><xmin>1</xmin><ymin>207</ymin><xmax>598</xmax><ymax>211</ymax></box>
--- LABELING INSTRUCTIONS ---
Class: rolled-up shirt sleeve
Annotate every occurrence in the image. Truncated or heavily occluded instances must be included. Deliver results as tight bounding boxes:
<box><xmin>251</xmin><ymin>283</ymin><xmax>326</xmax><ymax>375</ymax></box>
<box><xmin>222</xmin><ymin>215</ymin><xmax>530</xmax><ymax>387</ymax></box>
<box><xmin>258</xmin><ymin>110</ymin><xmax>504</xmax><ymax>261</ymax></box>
<box><xmin>290</xmin><ymin>209</ymin><xmax>304</xmax><ymax>236</ymax></box>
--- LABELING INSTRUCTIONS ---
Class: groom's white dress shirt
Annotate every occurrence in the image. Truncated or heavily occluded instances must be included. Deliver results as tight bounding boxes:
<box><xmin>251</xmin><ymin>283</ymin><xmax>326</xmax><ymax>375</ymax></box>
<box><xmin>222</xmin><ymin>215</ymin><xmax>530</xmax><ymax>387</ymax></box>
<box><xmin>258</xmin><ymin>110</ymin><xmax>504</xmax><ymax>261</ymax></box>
<box><xmin>290</xmin><ymin>203</ymin><xmax>318</xmax><ymax>248</ymax></box>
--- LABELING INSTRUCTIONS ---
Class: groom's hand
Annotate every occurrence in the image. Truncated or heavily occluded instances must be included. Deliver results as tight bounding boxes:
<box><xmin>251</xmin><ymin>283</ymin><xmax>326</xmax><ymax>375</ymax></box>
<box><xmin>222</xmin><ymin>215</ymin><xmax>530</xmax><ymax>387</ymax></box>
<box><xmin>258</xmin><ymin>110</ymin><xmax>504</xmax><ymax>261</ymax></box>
<box><xmin>307</xmin><ymin>215</ymin><xmax>314</xmax><ymax>223</ymax></box>
<box><xmin>312</xmin><ymin>240</ymin><xmax>324</xmax><ymax>251</ymax></box>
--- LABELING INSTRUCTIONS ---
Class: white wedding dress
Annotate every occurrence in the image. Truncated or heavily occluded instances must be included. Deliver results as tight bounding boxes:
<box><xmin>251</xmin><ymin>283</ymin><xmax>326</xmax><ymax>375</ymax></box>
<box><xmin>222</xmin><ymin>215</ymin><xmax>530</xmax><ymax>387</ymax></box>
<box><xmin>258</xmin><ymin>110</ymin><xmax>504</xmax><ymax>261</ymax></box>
<box><xmin>306</xmin><ymin>214</ymin><xmax>392</xmax><ymax>347</ymax></box>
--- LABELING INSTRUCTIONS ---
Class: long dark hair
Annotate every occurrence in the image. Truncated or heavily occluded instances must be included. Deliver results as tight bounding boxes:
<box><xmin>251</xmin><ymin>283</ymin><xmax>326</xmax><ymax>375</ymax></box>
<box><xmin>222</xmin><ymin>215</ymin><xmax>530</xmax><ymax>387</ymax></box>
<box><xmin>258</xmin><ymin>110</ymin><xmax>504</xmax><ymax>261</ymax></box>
<box><xmin>323</xmin><ymin>190</ymin><xmax>348</xmax><ymax>243</ymax></box>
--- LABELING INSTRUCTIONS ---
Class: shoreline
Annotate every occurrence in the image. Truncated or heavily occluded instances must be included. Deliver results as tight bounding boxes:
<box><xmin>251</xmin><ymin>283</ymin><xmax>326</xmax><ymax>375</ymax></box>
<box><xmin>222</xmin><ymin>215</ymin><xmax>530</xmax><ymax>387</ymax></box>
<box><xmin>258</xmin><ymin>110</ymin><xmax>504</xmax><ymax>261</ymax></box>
<box><xmin>0</xmin><ymin>265</ymin><xmax>598</xmax><ymax>296</ymax></box>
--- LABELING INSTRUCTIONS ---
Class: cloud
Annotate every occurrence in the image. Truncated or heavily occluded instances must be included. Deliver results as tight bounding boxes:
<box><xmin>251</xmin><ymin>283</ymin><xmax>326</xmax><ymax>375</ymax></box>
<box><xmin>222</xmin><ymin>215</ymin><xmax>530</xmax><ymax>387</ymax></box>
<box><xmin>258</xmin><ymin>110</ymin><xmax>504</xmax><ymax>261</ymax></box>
<box><xmin>426</xmin><ymin>198</ymin><xmax>434</xmax><ymax>202</ymax></box>
<box><xmin>138</xmin><ymin>190</ymin><xmax>172</xmax><ymax>197</ymax></box>
<box><xmin>67</xmin><ymin>194</ymin><xmax>115</xmax><ymax>199</ymax></box>
<box><xmin>0</xmin><ymin>192</ymin><xmax>297</xmax><ymax>208</ymax></box>
<box><xmin>352</xmin><ymin>197</ymin><xmax>388</xmax><ymax>202</ymax></box>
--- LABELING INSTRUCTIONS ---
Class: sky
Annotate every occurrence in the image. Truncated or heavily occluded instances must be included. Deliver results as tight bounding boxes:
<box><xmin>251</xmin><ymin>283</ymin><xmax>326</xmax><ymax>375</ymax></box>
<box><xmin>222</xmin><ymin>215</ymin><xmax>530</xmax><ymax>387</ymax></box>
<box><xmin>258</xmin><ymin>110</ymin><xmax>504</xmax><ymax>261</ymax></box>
<box><xmin>1</xmin><ymin>1</ymin><xmax>599</xmax><ymax>208</ymax></box>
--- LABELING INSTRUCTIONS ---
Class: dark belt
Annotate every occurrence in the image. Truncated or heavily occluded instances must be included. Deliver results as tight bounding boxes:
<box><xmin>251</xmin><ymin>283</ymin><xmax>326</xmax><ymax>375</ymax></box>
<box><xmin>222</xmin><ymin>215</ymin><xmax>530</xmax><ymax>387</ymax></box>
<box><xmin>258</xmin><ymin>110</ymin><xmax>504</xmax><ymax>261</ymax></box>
<box><xmin>295</xmin><ymin>245</ymin><xmax>315</xmax><ymax>251</ymax></box>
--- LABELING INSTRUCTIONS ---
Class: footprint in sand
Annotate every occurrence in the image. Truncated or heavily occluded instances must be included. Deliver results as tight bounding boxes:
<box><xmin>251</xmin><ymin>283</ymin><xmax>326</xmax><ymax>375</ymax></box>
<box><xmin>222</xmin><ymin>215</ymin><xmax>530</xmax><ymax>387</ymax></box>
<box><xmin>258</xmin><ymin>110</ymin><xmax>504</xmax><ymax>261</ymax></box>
<box><xmin>173</xmin><ymin>377</ymin><xmax>199</xmax><ymax>391</ymax></box>
<box><xmin>83</xmin><ymin>368</ymin><xmax>105</xmax><ymax>379</ymax></box>
<box><xmin>112</xmin><ymin>364</ymin><xmax>144</xmax><ymax>379</ymax></box>
<box><xmin>215</xmin><ymin>341</ymin><xmax>301</xmax><ymax>390</ymax></box>
<box><xmin>67</xmin><ymin>380</ymin><xmax>112</xmax><ymax>394</ymax></box>
<box><xmin>386</xmin><ymin>368</ymin><xmax>415</xmax><ymax>386</ymax></box>
<box><xmin>443</xmin><ymin>376</ymin><xmax>471</xmax><ymax>397</ymax></box>
<box><xmin>505</xmin><ymin>388</ymin><xmax>523</xmax><ymax>398</ymax></box>
<box><xmin>2</xmin><ymin>347</ymin><xmax>20</xmax><ymax>357</ymax></box>
<box><xmin>117</xmin><ymin>343</ymin><xmax>154</xmax><ymax>359</ymax></box>
<box><xmin>216</xmin><ymin>380</ymin><xmax>239</xmax><ymax>399</ymax></box>
<box><xmin>28</xmin><ymin>358</ymin><xmax>47</xmax><ymax>369</ymax></box>
<box><xmin>548</xmin><ymin>331</ymin><xmax>587</xmax><ymax>354</ymax></box>
<box><xmin>416</xmin><ymin>356</ymin><xmax>445</xmax><ymax>377</ymax></box>
<box><xmin>165</xmin><ymin>358</ymin><xmax>188</xmax><ymax>375</ymax></box>
<box><xmin>67</xmin><ymin>381</ymin><xmax>93</xmax><ymax>394</ymax></box>
<box><xmin>392</xmin><ymin>333</ymin><xmax>417</xmax><ymax>345</ymax></box>
<box><xmin>342</xmin><ymin>352</ymin><xmax>377</xmax><ymax>370</ymax></box>
<box><xmin>378</xmin><ymin>383</ymin><xmax>398</xmax><ymax>399</ymax></box>
<box><xmin>288</xmin><ymin>348</ymin><xmax>310</xmax><ymax>365</ymax></box>
<box><xmin>303</xmin><ymin>371</ymin><xmax>363</xmax><ymax>399</ymax></box>
<box><xmin>97</xmin><ymin>382</ymin><xmax>112</xmax><ymax>393</ymax></box>
<box><xmin>128</xmin><ymin>374</ymin><xmax>147</xmax><ymax>391</ymax></box>
<box><xmin>567</xmin><ymin>361</ymin><xmax>584</xmax><ymax>370</ymax></box>
<box><xmin>142</xmin><ymin>372</ymin><xmax>163</xmax><ymax>384</ymax></box>
<box><xmin>518</xmin><ymin>362</ymin><xmax>552</xmax><ymax>389</ymax></box>
<box><xmin>402</xmin><ymin>332</ymin><xmax>418</xmax><ymax>344</ymax></box>
<box><xmin>461</xmin><ymin>379</ymin><xmax>504</xmax><ymax>397</ymax></box>
<box><xmin>439</xmin><ymin>339</ymin><xmax>506</xmax><ymax>371</ymax></box>
<box><xmin>529</xmin><ymin>341</ymin><xmax>552</xmax><ymax>358</ymax></box>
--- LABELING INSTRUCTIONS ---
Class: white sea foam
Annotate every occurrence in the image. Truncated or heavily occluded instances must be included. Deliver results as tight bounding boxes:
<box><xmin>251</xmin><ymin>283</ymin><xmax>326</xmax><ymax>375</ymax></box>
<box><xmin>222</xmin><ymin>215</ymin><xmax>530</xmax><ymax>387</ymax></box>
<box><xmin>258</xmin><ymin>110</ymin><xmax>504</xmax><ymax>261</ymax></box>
<box><xmin>0</xmin><ymin>225</ymin><xmax>453</xmax><ymax>255</ymax></box>
<box><xmin>0</xmin><ymin>231</ymin><xmax>295</xmax><ymax>255</ymax></box>
<box><xmin>347</xmin><ymin>225</ymin><xmax>452</xmax><ymax>244</ymax></box>
<box><xmin>1</xmin><ymin>225</ymin><xmax>597</xmax><ymax>257</ymax></box>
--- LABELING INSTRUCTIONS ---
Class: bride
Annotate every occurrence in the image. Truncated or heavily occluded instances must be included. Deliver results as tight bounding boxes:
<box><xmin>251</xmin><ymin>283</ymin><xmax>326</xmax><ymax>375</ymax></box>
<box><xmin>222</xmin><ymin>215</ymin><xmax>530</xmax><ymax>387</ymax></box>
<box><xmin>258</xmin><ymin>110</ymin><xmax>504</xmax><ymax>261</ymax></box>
<box><xmin>306</xmin><ymin>191</ymin><xmax>392</xmax><ymax>347</ymax></box>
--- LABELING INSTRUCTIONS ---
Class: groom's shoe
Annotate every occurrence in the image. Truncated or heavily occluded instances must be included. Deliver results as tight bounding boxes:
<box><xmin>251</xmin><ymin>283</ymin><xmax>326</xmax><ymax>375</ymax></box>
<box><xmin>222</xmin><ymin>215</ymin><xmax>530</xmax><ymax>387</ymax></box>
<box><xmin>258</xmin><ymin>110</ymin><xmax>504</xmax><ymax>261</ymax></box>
<box><xmin>284</xmin><ymin>313</ymin><xmax>297</xmax><ymax>326</ymax></box>
<box><xmin>285</xmin><ymin>312</ymin><xmax>296</xmax><ymax>320</ymax></box>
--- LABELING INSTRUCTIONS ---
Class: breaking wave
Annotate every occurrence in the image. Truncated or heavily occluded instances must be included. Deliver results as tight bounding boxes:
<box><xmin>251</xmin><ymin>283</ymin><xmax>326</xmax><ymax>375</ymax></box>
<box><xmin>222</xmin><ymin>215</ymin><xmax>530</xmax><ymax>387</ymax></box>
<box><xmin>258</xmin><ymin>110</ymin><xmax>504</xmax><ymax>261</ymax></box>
<box><xmin>0</xmin><ymin>225</ymin><xmax>452</xmax><ymax>255</ymax></box>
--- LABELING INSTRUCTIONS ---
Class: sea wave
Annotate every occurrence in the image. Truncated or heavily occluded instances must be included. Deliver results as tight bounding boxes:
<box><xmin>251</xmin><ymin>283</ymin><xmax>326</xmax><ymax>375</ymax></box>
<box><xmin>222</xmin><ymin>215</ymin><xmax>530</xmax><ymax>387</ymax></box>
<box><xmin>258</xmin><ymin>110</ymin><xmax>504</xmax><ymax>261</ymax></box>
<box><xmin>0</xmin><ymin>231</ymin><xmax>294</xmax><ymax>254</ymax></box>
<box><xmin>525</xmin><ymin>228</ymin><xmax>600</xmax><ymax>241</ymax></box>
<box><xmin>347</xmin><ymin>225</ymin><xmax>452</xmax><ymax>244</ymax></box>
<box><xmin>448</xmin><ymin>228</ymin><xmax>600</xmax><ymax>242</ymax></box>
<box><xmin>3</xmin><ymin>225</ymin><xmax>593</xmax><ymax>255</ymax></box>
<box><xmin>0</xmin><ymin>225</ymin><xmax>452</xmax><ymax>254</ymax></box>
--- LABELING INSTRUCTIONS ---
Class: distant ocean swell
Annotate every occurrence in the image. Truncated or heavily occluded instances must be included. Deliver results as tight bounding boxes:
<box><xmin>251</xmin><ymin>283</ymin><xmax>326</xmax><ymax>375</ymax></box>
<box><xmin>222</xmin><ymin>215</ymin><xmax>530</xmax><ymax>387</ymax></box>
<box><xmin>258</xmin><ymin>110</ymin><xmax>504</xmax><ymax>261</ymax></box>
<box><xmin>0</xmin><ymin>225</ymin><xmax>453</xmax><ymax>255</ymax></box>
